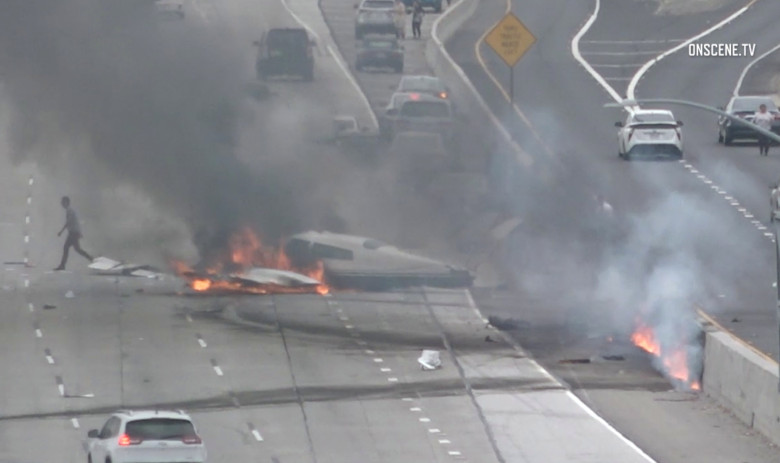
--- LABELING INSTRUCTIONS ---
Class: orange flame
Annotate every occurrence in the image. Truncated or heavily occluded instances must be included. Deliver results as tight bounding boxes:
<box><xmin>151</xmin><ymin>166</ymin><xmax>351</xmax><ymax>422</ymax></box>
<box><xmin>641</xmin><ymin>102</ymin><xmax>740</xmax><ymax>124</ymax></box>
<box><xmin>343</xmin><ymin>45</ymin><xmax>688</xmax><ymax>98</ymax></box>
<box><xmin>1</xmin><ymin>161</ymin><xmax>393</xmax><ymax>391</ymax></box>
<box><xmin>631</xmin><ymin>321</ymin><xmax>700</xmax><ymax>391</ymax></box>
<box><xmin>170</xmin><ymin>227</ymin><xmax>328</xmax><ymax>295</ymax></box>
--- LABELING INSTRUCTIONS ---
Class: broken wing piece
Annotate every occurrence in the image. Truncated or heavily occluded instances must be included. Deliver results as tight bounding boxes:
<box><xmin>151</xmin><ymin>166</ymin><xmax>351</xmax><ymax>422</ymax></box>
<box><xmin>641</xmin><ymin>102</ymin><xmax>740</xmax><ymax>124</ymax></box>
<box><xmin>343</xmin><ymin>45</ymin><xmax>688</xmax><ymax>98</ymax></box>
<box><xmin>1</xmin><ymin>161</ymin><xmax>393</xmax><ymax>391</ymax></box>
<box><xmin>418</xmin><ymin>350</ymin><xmax>442</xmax><ymax>370</ymax></box>
<box><xmin>231</xmin><ymin>268</ymin><xmax>322</xmax><ymax>287</ymax></box>
<box><xmin>88</xmin><ymin>256</ymin><xmax>164</xmax><ymax>279</ymax></box>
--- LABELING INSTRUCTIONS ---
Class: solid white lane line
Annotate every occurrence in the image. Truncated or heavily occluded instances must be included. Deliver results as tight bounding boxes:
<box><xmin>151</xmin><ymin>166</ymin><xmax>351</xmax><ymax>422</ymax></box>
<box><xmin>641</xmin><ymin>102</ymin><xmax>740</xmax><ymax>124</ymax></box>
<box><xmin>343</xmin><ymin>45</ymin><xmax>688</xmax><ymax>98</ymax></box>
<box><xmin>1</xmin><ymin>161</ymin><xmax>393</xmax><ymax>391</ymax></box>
<box><xmin>735</xmin><ymin>41</ymin><xmax>780</xmax><ymax>95</ymax></box>
<box><xmin>627</xmin><ymin>0</ymin><xmax>759</xmax><ymax>99</ymax></box>
<box><xmin>570</xmin><ymin>0</ymin><xmax>622</xmax><ymax>102</ymax></box>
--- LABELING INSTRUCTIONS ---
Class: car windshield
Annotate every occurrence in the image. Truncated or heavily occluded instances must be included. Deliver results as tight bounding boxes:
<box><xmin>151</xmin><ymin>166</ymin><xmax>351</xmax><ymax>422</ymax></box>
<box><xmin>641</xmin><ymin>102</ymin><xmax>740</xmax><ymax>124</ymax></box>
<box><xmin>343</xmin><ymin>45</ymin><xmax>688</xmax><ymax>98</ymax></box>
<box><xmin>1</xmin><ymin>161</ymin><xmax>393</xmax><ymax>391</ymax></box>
<box><xmin>400</xmin><ymin>101</ymin><xmax>450</xmax><ymax>117</ymax></box>
<box><xmin>630</xmin><ymin>113</ymin><xmax>675</xmax><ymax>124</ymax></box>
<box><xmin>399</xmin><ymin>77</ymin><xmax>443</xmax><ymax>93</ymax></box>
<box><xmin>733</xmin><ymin>98</ymin><xmax>777</xmax><ymax>112</ymax></box>
<box><xmin>125</xmin><ymin>419</ymin><xmax>196</xmax><ymax>440</ymax></box>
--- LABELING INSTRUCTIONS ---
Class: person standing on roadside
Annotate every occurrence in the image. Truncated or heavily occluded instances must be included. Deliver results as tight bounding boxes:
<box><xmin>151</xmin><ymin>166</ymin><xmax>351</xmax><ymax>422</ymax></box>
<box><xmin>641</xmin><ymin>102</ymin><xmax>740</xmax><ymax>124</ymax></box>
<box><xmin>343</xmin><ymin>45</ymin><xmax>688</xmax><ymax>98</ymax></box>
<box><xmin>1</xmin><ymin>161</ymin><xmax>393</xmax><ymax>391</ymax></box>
<box><xmin>55</xmin><ymin>196</ymin><xmax>94</xmax><ymax>270</ymax></box>
<box><xmin>411</xmin><ymin>1</ymin><xmax>424</xmax><ymax>39</ymax></box>
<box><xmin>393</xmin><ymin>0</ymin><xmax>406</xmax><ymax>39</ymax></box>
<box><xmin>754</xmin><ymin>103</ymin><xmax>774</xmax><ymax>156</ymax></box>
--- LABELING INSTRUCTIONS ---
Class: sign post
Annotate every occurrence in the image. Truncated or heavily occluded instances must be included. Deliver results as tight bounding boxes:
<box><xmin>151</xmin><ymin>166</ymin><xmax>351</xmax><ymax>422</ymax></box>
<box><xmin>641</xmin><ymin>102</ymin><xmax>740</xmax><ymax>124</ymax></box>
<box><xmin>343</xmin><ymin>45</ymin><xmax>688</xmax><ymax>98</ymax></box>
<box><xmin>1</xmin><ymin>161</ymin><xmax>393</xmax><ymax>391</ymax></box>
<box><xmin>484</xmin><ymin>12</ymin><xmax>536</xmax><ymax>105</ymax></box>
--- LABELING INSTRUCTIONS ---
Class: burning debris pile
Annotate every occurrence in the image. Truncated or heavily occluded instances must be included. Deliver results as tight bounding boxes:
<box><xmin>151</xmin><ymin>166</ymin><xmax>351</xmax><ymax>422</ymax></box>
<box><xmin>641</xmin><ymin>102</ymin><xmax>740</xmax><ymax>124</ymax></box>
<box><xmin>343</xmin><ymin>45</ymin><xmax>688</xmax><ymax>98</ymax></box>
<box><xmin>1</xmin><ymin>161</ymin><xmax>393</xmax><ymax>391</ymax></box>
<box><xmin>171</xmin><ymin>227</ymin><xmax>328</xmax><ymax>295</ymax></box>
<box><xmin>630</xmin><ymin>302</ymin><xmax>703</xmax><ymax>391</ymax></box>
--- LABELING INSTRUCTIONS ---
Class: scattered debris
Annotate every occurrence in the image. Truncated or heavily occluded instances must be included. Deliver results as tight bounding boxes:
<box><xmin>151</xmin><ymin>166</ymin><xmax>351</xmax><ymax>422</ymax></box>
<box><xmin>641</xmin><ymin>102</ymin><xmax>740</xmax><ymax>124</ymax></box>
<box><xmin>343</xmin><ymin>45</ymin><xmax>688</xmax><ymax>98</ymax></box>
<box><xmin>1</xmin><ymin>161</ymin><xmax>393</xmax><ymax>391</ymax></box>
<box><xmin>42</xmin><ymin>304</ymin><xmax>56</xmax><ymax>310</ymax></box>
<box><xmin>731</xmin><ymin>317</ymin><xmax>740</xmax><ymax>323</ymax></box>
<box><xmin>559</xmin><ymin>358</ymin><xmax>591</xmax><ymax>364</ymax></box>
<box><xmin>484</xmin><ymin>335</ymin><xmax>496</xmax><ymax>343</ymax></box>
<box><xmin>602</xmin><ymin>355</ymin><xmax>625</xmax><ymax>361</ymax></box>
<box><xmin>418</xmin><ymin>350</ymin><xmax>442</xmax><ymax>370</ymax></box>
<box><xmin>487</xmin><ymin>315</ymin><xmax>526</xmax><ymax>331</ymax></box>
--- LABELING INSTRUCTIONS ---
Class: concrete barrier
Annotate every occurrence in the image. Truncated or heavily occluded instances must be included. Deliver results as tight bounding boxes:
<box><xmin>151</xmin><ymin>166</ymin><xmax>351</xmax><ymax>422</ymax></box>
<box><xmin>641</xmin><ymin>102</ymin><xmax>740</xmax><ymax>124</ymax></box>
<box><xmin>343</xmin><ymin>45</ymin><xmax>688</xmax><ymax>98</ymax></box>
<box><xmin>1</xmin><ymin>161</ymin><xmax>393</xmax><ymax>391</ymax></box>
<box><xmin>426</xmin><ymin>0</ymin><xmax>534</xmax><ymax>168</ymax></box>
<box><xmin>703</xmin><ymin>328</ymin><xmax>780</xmax><ymax>446</ymax></box>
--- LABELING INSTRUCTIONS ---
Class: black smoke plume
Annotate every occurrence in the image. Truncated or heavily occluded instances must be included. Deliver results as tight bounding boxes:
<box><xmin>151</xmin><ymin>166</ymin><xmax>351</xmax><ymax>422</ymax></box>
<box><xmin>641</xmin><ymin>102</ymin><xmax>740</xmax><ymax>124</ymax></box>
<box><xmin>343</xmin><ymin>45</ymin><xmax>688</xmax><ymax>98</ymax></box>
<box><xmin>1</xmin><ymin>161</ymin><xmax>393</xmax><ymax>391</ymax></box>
<box><xmin>0</xmin><ymin>0</ymin><xmax>304</xmax><ymax>262</ymax></box>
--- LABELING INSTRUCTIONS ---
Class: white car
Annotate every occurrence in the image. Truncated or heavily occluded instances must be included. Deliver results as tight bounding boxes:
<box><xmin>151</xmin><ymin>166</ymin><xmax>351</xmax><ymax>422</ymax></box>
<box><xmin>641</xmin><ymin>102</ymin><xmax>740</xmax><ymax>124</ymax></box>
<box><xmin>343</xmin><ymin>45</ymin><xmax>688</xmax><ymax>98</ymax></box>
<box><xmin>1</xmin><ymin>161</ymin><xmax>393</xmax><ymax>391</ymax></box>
<box><xmin>616</xmin><ymin>109</ymin><xmax>684</xmax><ymax>160</ymax></box>
<box><xmin>86</xmin><ymin>410</ymin><xmax>207</xmax><ymax>463</ymax></box>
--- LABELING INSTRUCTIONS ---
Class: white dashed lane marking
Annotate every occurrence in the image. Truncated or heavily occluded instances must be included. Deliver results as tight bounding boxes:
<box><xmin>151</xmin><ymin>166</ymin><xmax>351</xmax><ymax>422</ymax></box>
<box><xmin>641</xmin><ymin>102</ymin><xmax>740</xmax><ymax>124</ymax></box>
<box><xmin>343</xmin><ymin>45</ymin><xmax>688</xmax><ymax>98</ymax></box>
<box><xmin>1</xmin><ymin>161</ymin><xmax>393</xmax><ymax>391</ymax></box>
<box><xmin>210</xmin><ymin>359</ymin><xmax>223</xmax><ymax>376</ymax></box>
<box><xmin>71</xmin><ymin>418</ymin><xmax>80</xmax><ymax>429</ymax></box>
<box><xmin>196</xmin><ymin>334</ymin><xmax>207</xmax><ymax>348</ymax></box>
<box><xmin>247</xmin><ymin>423</ymin><xmax>263</xmax><ymax>442</ymax></box>
<box><xmin>44</xmin><ymin>348</ymin><xmax>55</xmax><ymax>365</ymax></box>
<box><xmin>680</xmin><ymin>161</ymin><xmax>774</xmax><ymax>243</ymax></box>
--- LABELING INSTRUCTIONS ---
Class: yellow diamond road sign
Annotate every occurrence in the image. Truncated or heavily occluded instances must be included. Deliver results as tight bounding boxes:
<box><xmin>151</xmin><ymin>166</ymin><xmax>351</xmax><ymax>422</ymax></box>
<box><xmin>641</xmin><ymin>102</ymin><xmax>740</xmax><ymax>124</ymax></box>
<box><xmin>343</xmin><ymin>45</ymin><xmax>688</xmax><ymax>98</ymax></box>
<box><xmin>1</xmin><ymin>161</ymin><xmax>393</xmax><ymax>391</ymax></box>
<box><xmin>484</xmin><ymin>13</ymin><xmax>536</xmax><ymax>67</ymax></box>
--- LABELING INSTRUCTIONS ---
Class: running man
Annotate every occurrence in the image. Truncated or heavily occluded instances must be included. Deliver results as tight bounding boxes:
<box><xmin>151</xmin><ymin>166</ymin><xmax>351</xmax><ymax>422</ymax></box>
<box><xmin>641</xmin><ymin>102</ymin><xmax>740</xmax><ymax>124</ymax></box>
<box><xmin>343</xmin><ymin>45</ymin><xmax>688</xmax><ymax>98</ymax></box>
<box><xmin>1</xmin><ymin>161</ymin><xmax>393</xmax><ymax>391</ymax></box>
<box><xmin>55</xmin><ymin>196</ymin><xmax>94</xmax><ymax>270</ymax></box>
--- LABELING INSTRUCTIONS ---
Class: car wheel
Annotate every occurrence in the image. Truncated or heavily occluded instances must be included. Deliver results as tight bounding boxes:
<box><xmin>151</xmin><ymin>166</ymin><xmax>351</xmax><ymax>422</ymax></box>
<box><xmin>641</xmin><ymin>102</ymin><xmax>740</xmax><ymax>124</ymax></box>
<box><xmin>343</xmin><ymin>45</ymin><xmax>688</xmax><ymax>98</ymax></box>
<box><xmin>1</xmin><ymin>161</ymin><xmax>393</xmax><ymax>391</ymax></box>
<box><xmin>724</xmin><ymin>132</ymin><xmax>733</xmax><ymax>146</ymax></box>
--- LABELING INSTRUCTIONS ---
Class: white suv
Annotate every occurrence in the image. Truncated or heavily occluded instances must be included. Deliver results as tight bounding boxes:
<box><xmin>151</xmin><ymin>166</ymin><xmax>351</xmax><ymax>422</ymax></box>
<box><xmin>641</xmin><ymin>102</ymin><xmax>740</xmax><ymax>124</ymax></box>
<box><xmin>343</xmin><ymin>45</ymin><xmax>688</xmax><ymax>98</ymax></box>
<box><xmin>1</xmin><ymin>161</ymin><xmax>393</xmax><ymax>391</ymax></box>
<box><xmin>86</xmin><ymin>410</ymin><xmax>207</xmax><ymax>463</ymax></box>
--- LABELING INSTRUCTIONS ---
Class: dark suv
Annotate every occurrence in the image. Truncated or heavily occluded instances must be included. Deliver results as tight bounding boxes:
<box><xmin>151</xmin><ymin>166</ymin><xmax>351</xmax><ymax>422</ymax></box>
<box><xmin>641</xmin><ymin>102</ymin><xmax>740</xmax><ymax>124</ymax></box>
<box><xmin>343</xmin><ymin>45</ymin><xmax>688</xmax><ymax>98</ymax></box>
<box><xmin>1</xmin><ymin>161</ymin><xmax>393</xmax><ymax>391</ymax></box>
<box><xmin>718</xmin><ymin>95</ymin><xmax>780</xmax><ymax>145</ymax></box>
<box><xmin>254</xmin><ymin>28</ymin><xmax>314</xmax><ymax>81</ymax></box>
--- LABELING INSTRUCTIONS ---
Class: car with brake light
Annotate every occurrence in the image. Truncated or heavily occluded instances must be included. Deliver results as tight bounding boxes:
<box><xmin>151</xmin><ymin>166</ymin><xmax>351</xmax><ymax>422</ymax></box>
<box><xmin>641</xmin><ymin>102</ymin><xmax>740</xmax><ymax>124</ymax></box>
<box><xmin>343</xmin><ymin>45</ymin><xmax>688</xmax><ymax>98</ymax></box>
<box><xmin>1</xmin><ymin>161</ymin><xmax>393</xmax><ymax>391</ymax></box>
<box><xmin>717</xmin><ymin>95</ymin><xmax>780</xmax><ymax>145</ymax></box>
<box><xmin>392</xmin><ymin>93</ymin><xmax>454</xmax><ymax>140</ymax></box>
<box><xmin>254</xmin><ymin>28</ymin><xmax>315</xmax><ymax>81</ymax></box>
<box><xmin>396</xmin><ymin>75</ymin><xmax>449</xmax><ymax>99</ymax></box>
<box><xmin>616</xmin><ymin>109</ymin><xmax>683</xmax><ymax>160</ymax></box>
<box><xmin>86</xmin><ymin>409</ymin><xmax>207</xmax><ymax>463</ymax></box>
<box><xmin>356</xmin><ymin>36</ymin><xmax>403</xmax><ymax>72</ymax></box>
<box><xmin>355</xmin><ymin>10</ymin><xmax>397</xmax><ymax>39</ymax></box>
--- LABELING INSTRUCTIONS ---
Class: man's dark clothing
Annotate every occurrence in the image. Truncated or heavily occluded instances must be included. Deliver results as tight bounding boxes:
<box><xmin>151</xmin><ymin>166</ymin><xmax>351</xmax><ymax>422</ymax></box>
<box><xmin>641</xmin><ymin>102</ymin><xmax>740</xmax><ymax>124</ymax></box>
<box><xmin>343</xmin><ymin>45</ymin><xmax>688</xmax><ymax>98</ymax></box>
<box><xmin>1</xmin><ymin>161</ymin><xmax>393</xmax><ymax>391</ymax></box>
<box><xmin>56</xmin><ymin>206</ymin><xmax>93</xmax><ymax>269</ymax></box>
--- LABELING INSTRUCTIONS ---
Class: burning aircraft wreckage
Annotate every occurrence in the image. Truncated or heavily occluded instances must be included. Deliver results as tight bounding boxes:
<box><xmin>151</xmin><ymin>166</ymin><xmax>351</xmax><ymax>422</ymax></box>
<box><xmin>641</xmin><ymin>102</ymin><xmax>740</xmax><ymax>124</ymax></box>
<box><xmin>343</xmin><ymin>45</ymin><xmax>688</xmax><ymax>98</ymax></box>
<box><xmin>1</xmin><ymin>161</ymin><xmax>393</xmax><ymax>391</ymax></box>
<box><xmin>89</xmin><ymin>228</ymin><xmax>474</xmax><ymax>295</ymax></box>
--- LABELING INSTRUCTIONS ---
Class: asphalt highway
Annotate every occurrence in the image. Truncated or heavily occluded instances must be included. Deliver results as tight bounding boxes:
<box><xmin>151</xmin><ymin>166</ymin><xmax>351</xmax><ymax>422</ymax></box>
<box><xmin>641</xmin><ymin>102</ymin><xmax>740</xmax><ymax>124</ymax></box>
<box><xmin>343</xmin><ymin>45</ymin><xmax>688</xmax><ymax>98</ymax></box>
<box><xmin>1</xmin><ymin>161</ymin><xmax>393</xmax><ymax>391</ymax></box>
<box><xmin>0</xmin><ymin>1</ymin><xmax>664</xmax><ymax>463</ymax></box>
<box><xmin>447</xmin><ymin>0</ymin><xmax>780</xmax><ymax>461</ymax></box>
